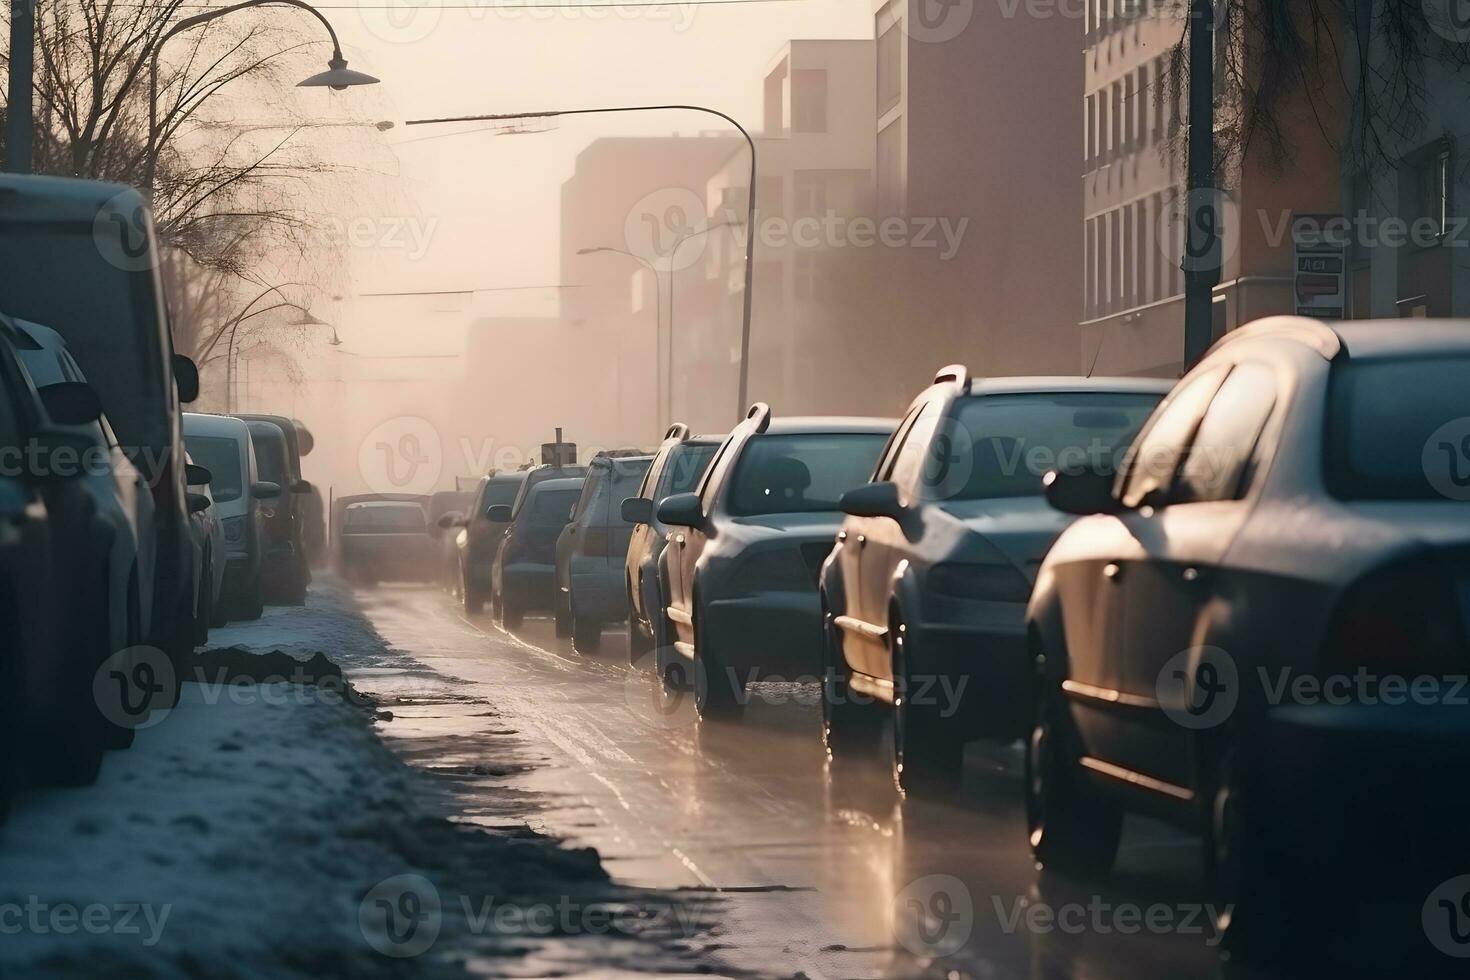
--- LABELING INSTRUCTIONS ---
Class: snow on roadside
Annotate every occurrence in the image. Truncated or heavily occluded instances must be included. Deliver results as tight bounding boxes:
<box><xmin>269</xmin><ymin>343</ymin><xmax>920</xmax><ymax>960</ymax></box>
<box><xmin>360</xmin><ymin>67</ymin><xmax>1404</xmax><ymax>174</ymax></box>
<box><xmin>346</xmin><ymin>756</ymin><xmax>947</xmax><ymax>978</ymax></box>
<box><xmin>0</xmin><ymin>579</ymin><xmax>726</xmax><ymax>979</ymax></box>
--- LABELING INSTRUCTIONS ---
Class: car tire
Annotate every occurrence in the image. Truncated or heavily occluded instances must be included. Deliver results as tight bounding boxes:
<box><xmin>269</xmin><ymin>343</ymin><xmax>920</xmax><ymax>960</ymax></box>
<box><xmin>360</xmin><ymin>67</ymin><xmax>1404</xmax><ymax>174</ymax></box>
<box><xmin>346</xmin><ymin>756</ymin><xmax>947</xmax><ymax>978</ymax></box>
<box><xmin>692</xmin><ymin>588</ymin><xmax>743</xmax><ymax>721</ymax></box>
<box><xmin>1025</xmin><ymin>675</ymin><xmax>1122</xmax><ymax>878</ymax></box>
<box><xmin>572</xmin><ymin>605</ymin><xmax>601</xmax><ymax>653</ymax></box>
<box><xmin>890</xmin><ymin>614</ymin><xmax>962</xmax><ymax>797</ymax></box>
<box><xmin>554</xmin><ymin>590</ymin><xmax>572</xmax><ymax>638</ymax></box>
<box><xmin>240</xmin><ymin>576</ymin><xmax>265</xmax><ymax>621</ymax></box>
<box><xmin>193</xmin><ymin>555</ymin><xmax>212</xmax><ymax>647</ymax></box>
<box><xmin>1205</xmin><ymin>747</ymin><xmax>1286</xmax><ymax>955</ymax></box>
<box><xmin>502</xmin><ymin>594</ymin><xmax>523</xmax><ymax>630</ymax></box>
<box><xmin>38</xmin><ymin>568</ymin><xmax>109</xmax><ymax>787</ymax></box>
<box><xmin>463</xmin><ymin>577</ymin><xmax>486</xmax><ymax>616</ymax></box>
<box><xmin>821</xmin><ymin>594</ymin><xmax>881</xmax><ymax>759</ymax></box>
<box><xmin>628</xmin><ymin>589</ymin><xmax>653</xmax><ymax>668</ymax></box>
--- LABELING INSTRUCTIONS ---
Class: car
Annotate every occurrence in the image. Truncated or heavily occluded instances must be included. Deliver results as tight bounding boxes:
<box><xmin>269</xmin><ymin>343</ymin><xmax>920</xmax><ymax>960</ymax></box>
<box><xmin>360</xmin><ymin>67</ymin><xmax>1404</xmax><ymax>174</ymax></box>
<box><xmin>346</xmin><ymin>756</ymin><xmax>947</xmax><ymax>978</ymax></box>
<box><xmin>427</xmin><ymin>489</ymin><xmax>475</xmax><ymax>589</ymax></box>
<box><xmin>623</xmin><ymin>425</ymin><xmax>721</xmax><ymax>665</ymax></box>
<box><xmin>9</xmin><ymin>316</ymin><xmax>154</xmax><ymax>678</ymax></box>
<box><xmin>820</xmin><ymin>366</ymin><xmax>1169</xmax><ymax>794</ymax></box>
<box><xmin>340</xmin><ymin>500</ymin><xmax>438</xmax><ymax>584</ymax></box>
<box><xmin>243</xmin><ymin>418</ymin><xmax>310</xmax><ymax>604</ymax></box>
<box><xmin>655</xmin><ymin>404</ymin><xmax>893</xmax><ymax>718</ymax></box>
<box><xmin>183</xmin><ymin>413</ymin><xmax>276</xmax><ymax>620</ymax></box>
<box><xmin>0</xmin><ymin>175</ymin><xmax>203</xmax><ymax>672</ymax></box>
<box><xmin>554</xmin><ymin>452</ymin><xmax>654</xmax><ymax>650</ymax></box>
<box><xmin>0</xmin><ymin>315</ymin><xmax>129</xmax><ymax>785</ymax></box>
<box><xmin>1025</xmin><ymin>316</ymin><xmax>1470</xmax><ymax>926</ymax></box>
<box><xmin>184</xmin><ymin>453</ymin><xmax>226</xmax><ymax>640</ymax></box>
<box><xmin>449</xmin><ymin>473</ymin><xmax>526</xmax><ymax>614</ymax></box>
<box><xmin>490</xmin><ymin>476</ymin><xmax>586</xmax><ymax>629</ymax></box>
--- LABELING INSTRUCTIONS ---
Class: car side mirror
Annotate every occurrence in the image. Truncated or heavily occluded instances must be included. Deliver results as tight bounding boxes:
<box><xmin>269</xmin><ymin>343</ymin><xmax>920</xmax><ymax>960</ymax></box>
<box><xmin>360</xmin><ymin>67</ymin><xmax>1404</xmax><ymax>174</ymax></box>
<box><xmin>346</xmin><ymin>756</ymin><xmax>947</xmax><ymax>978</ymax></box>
<box><xmin>251</xmin><ymin>480</ymin><xmax>282</xmax><ymax>500</ymax></box>
<box><xmin>39</xmin><ymin>381</ymin><xmax>103</xmax><ymax>426</ymax></box>
<box><xmin>24</xmin><ymin>428</ymin><xmax>95</xmax><ymax>483</ymax></box>
<box><xmin>292</xmin><ymin>478</ymin><xmax>312</xmax><ymax>494</ymax></box>
<box><xmin>620</xmin><ymin>497</ymin><xmax>653</xmax><ymax>524</ymax></box>
<box><xmin>839</xmin><ymin>481</ymin><xmax>906</xmax><ymax>521</ymax></box>
<box><xmin>655</xmin><ymin>492</ymin><xmax>704</xmax><ymax>528</ymax></box>
<box><xmin>185</xmin><ymin>462</ymin><xmax>212</xmax><ymax>486</ymax></box>
<box><xmin>485</xmin><ymin>504</ymin><xmax>513</xmax><ymax>523</ymax></box>
<box><xmin>436</xmin><ymin>512</ymin><xmax>464</xmax><ymax>529</ymax></box>
<box><xmin>187</xmin><ymin>491</ymin><xmax>212</xmax><ymax>514</ymax></box>
<box><xmin>173</xmin><ymin>354</ymin><xmax>200</xmax><ymax>404</ymax></box>
<box><xmin>1043</xmin><ymin>467</ymin><xmax>1122</xmax><ymax>516</ymax></box>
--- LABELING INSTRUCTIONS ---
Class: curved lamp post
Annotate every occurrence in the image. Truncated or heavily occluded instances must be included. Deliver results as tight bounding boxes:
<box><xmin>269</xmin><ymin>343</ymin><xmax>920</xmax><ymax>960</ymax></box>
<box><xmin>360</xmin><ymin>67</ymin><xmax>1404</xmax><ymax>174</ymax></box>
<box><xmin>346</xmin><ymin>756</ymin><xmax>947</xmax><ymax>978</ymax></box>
<box><xmin>405</xmin><ymin>105</ymin><xmax>758</xmax><ymax>423</ymax></box>
<box><xmin>215</xmin><ymin>282</ymin><xmax>336</xmax><ymax>411</ymax></box>
<box><xmin>146</xmin><ymin>0</ymin><xmax>379</xmax><ymax>191</ymax></box>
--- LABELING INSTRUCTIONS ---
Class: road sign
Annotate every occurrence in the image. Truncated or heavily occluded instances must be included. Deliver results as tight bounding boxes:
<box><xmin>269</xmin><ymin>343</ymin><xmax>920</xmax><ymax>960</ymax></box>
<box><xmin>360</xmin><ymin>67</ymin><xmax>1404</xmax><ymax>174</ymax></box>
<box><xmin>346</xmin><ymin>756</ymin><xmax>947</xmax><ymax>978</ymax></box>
<box><xmin>1291</xmin><ymin>214</ymin><xmax>1349</xmax><ymax>318</ymax></box>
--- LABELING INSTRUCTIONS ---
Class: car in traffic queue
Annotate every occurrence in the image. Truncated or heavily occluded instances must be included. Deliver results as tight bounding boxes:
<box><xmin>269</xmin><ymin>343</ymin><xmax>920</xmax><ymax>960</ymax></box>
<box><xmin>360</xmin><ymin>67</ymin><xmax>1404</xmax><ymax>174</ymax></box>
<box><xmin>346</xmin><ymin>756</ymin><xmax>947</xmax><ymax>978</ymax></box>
<box><xmin>184</xmin><ymin>454</ymin><xmax>226</xmax><ymax>639</ymax></box>
<box><xmin>428</xmin><ymin>488</ymin><xmax>475</xmax><ymax>589</ymax></box>
<box><xmin>623</xmin><ymin>425</ymin><xmax>721</xmax><ymax>665</ymax></box>
<box><xmin>340</xmin><ymin>500</ymin><xmax>439</xmax><ymax>584</ymax></box>
<box><xmin>183</xmin><ymin>413</ymin><xmax>274</xmax><ymax>620</ymax></box>
<box><xmin>491</xmin><ymin>476</ymin><xmax>586</xmax><ymax>629</ymax></box>
<box><xmin>655</xmin><ymin>404</ymin><xmax>893</xmax><ymax>718</ymax></box>
<box><xmin>0</xmin><ymin>175</ymin><xmax>203</xmax><ymax>672</ymax></box>
<box><xmin>820</xmin><ymin>366</ymin><xmax>1169</xmax><ymax>794</ymax></box>
<box><xmin>243</xmin><ymin>418</ymin><xmax>309</xmax><ymax>604</ymax></box>
<box><xmin>1026</xmin><ymin>316</ymin><xmax>1470</xmax><ymax>935</ymax></box>
<box><xmin>448</xmin><ymin>473</ymin><xmax>525</xmax><ymax>613</ymax></box>
<box><xmin>554</xmin><ymin>452</ymin><xmax>653</xmax><ymax>650</ymax></box>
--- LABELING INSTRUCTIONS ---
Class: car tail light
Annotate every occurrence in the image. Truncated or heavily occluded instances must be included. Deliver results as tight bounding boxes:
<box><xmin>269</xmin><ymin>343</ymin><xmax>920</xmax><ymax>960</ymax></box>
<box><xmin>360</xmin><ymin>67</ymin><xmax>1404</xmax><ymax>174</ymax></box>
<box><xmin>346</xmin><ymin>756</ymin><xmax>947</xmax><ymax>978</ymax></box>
<box><xmin>928</xmin><ymin>561</ymin><xmax>1033</xmax><ymax>603</ymax></box>
<box><xmin>1321</xmin><ymin>559</ymin><xmax>1469</xmax><ymax>677</ymax></box>
<box><xmin>579</xmin><ymin>527</ymin><xmax>611</xmax><ymax>557</ymax></box>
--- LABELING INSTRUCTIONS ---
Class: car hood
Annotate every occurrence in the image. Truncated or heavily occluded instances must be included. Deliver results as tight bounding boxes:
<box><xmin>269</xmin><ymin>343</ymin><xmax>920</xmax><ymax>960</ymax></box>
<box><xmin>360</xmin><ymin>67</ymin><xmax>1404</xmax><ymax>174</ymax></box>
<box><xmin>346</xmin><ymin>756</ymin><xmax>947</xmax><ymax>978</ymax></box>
<box><xmin>933</xmin><ymin>496</ymin><xmax>1076</xmax><ymax>582</ymax></box>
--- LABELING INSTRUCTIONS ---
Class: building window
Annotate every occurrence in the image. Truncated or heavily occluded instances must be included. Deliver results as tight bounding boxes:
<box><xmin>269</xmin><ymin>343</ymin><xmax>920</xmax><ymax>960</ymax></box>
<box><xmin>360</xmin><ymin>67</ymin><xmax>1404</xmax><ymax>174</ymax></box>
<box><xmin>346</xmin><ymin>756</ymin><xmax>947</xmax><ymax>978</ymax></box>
<box><xmin>1123</xmin><ymin>74</ymin><xmax>1136</xmax><ymax>152</ymax></box>
<box><xmin>1403</xmin><ymin>142</ymin><xmax>1451</xmax><ymax>243</ymax></box>
<box><xmin>877</xmin><ymin>21</ymin><xmax>902</xmax><ymax>117</ymax></box>
<box><xmin>1085</xmin><ymin>93</ymin><xmax>1097</xmax><ymax>166</ymax></box>
<box><xmin>764</xmin><ymin>64</ymin><xmax>787</xmax><ymax>136</ymax></box>
<box><xmin>794</xmin><ymin>253</ymin><xmax>816</xmax><ymax>301</ymax></box>
<box><xmin>877</xmin><ymin>117</ymin><xmax>904</xmax><ymax>216</ymax></box>
<box><xmin>1085</xmin><ymin>217</ymin><xmax>1097</xmax><ymax>319</ymax></box>
<box><xmin>791</xmin><ymin>69</ymin><xmax>828</xmax><ymax>133</ymax></box>
<box><xmin>793</xmin><ymin>171</ymin><xmax>828</xmax><ymax>217</ymax></box>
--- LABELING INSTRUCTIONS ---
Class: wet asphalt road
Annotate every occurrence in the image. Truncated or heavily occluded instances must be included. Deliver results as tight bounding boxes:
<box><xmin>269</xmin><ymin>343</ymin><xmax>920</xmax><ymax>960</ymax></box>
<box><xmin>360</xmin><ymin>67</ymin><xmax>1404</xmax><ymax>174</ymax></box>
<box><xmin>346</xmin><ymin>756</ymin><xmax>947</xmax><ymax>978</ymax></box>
<box><xmin>345</xmin><ymin>584</ymin><xmax>1256</xmax><ymax>980</ymax></box>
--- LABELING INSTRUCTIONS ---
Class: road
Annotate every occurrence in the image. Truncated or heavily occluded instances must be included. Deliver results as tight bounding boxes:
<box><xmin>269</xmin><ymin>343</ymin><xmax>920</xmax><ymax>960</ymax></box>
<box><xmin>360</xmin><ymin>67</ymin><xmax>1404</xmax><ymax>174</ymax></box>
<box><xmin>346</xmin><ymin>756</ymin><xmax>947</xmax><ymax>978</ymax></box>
<box><xmin>347</xmin><ymin>584</ymin><xmax>1250</xmax><ymax>980</ymax></box>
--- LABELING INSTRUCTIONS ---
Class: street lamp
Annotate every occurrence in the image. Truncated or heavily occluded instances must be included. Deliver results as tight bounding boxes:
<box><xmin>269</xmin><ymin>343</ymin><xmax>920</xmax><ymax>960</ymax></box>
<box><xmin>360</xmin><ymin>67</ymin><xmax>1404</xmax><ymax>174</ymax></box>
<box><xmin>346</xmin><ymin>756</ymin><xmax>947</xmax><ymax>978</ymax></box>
<box><xmin>146</xmin><ymin>0</ymin><xmax>379</xmax><ymax>191</ymax></box>
<box><xmin>576</xmin><ymin>245</ymin><xmax>664</xmax><ymax>428</ymax></box>
<box><xmin>405</xmin><ymin>104</ymin><xmax>758</xmax><ymax>423</ymax></box>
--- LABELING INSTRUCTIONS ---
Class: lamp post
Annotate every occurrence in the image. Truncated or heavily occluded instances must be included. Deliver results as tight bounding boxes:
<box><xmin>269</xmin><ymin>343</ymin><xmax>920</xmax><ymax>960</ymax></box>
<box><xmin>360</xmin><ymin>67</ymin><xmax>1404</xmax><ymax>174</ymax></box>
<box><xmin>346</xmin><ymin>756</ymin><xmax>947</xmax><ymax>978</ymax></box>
<box><xmin>146</xmin><ymin>0</ymin><xmax>378</xmax><ymax>192</ymax></box>
<box><xmin>1183</xmin><ymin>0</ymin><xmax>1219</xmax><ymax>369</ymax></box>
<box><xmin>405</xmin><ymin>104</ymin><xmax>758</xmax><ymax>422</ymax></box>
<box><xmin>3</xmin><ymin>0</ymin><xmax>35</xmax><ymax>172</ymax></box>
<box><xmin>213</xmin><ymin>282</ymin><xmax>335</xmax><ymax>411</ymax></box>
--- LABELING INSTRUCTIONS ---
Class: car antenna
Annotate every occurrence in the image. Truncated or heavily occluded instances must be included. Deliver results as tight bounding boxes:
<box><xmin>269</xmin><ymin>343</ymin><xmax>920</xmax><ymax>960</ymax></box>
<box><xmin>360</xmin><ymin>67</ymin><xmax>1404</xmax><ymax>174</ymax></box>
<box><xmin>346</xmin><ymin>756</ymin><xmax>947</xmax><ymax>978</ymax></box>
<box><xmin>1085</xmin><ymin>324</ymin><xmax>1107</xmax><ymax>378</ymax></box>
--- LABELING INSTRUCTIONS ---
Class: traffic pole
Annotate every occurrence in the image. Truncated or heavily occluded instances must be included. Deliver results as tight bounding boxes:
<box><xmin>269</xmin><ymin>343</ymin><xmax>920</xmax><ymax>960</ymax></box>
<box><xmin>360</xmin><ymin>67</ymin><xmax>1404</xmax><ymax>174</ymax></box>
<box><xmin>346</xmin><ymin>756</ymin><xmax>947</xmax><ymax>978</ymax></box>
<box><xmin>4</xmin><ymin>0</ymin><xmax>35</xmax><ymax>173</ymax></box>
<box><xmin>1183</xmin><ymin>0</ymin><xmax>1219</xmax><ymax>369</ymax></box>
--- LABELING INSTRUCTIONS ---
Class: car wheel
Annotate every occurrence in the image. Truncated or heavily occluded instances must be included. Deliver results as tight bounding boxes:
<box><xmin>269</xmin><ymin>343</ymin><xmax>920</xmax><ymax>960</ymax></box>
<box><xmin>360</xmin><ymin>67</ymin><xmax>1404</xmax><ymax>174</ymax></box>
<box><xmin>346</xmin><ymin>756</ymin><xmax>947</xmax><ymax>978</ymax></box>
<box><xmin>890</xmin><ymin>613</ymin><xmax>962</xmax><ymax>797</ymax></box>
<box><xmin>502</xmin><ymin>593</ymin><xmax>523</xmax><ymax>630</ymax></box>
<box><xmin>104</xmin><ymin>576</ymin><xmax>143</xmax><ymax>751</ymax></box>
<box><xmin>1025</xmin><ymin>674</ymin><xmax>1122</xmax><ymax>878</ymax></box>
<box><xmin>572</xmin><ymin>602</ymin><xmax>602</xmax><ymax>653</ymax></box>
<box><xmin>554</xmin><ymin>590</ymin><xmax>572</xmax><ymax>637</ymax></box>
<box><xmin>627</xmin><ymin>579</ymin><xmax>653</xmax><ymax>665</ymax></box>
<box><xmin>692</xmin><ymin>587</ymin><xmax>743</xmax><ymax>721</ymax></box>
<box><xmin>193</xmin><ymin>556</ymin><xmax>212</xmax><ymax>646</ymax></box>
<box><xmin>821</xmin><ymin>593</ymin><xmax>880</xmax><ymax>759</ymax></box>
<box><xmin>1206</xmin><ymin>747</ymin><xmax>1285</xmax><ymax>954</ymax></box>
<box><xmin>38</xmin><ymin>569</ymin><xmax>108</xmax><ymax>787</ymax></box>
<box><xmin>241</xmin><ymin>576</ymin><xmax>265</xmax><ymax>621</ymax></box>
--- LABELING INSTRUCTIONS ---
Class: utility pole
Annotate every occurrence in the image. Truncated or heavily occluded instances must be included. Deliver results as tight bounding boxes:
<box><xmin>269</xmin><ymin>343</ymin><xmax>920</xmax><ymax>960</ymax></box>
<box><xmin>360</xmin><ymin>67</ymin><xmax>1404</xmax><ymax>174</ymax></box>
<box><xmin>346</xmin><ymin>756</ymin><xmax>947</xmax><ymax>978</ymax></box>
<box><xmin>1183</xmin><ymin>0</ymin><xmax>1219</xmax><ymax>368</ymax></box>
<box><xmin>4</xmin><ymin>0</ymin><xmax>34</xmax><ymax>173</ymax></box>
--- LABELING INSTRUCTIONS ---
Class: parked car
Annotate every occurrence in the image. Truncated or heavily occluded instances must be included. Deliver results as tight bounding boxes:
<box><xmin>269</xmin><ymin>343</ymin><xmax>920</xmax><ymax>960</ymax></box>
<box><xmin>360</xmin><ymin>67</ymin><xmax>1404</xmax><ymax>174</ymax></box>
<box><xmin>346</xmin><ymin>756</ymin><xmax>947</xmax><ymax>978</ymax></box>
<box><xmin>1026</xmin><ymin>316</ymin><xmax>1470</xmax><ymax>929</ymax></box>
<box><xmin>491</xmin><ymin>476</ymin><xmax>586</xmax><ymax>629</ymax></box>
<box><xmin>340</xmin><ymin>500</ymin><xmax>438</xmax><ymax>584</ymax></box>
<box><xmin>0</xmin><ymin>315</ymin><xmax>129</xmax><ymax>785</ymax></box>
<box><xmin>0</xmin><ymin>175</ymin><xmax>202</xmax><ymax>670</ymax></box>
<box><xmin>623</xmin><ymin>425</ymin><xmax>721</xmax><ymax>665</ymax></box>
<box><xmin>820</xmin><ymin>367</ymin><xmax>1169</xmax><ymax>794</ymax></box>
<box><xmin>9</xmin><ymin>316</ymin><xmax>154</xmax><ymax>675</ymax></box>
<box><xmin>184</xmin><ymin>453</ymin><xmax>226</xmax><ymax>639</ymax></box>
<box><xmin>655</xmin><ymin>405</ymin><xmax>893</xmax><ymax>718</ymax></box>
<box><xmin>243</xmin><ymin>418</ymin><xmax>309</xmax><ymax>604</ymax></box>
<box><xmin>450</xmin><ymin>473</ymin><xmax>526</xmax><ymax>614</ymax></box>
<box><xmin>183</xmin><ymin>413</ymin><xmax>274</xmax><ymax>620</ymax></box>
<box><xmin>554</xmin><ymin>453</ymin><xmax>654</xmax><ymax>650</ymax></box>
<box><xmin>428</xmin><ymin>489</ymin><xmax>475</xmax><ymax>589</ymax></box>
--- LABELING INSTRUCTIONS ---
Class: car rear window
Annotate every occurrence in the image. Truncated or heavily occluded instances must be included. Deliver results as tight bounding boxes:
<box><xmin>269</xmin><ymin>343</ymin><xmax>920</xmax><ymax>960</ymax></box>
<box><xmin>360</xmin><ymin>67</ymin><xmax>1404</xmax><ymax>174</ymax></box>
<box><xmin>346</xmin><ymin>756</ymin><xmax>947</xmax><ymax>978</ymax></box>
<box><xmin>248</xmin><ymin>426</ymin><xmax>288</xmax><ymax>485</ymax></box>
<box><xmin>184</xmin><ymin>435</ymin><xmax>243</xmax><ymax>502</ymax></box>
<box><xmin>482</xmin><ymin>478</ymin><xmax>522</xmax><ymax>508</ymax></box>
<box><xmin>530</xmin><ymin>488</ymin><xmax>581</xmax><ymax>526</ymax></box>
<box><xmin>1326</xmin><ymin>357</ymin><xmax>1470</xmax><ymax>500</ymax></box>
<box><xmin>727</xmin><ymin>433</ymin><xmax>888</xmax><ymax>516</ymax></box>
<box><xmin>346</xmin><ymin>505</ymin><xmax>426</xmax><ymax>532</ymax></box>
<box><xmin>943</xmin><ymin>392</ymin><xmax>1163</xmax><ymax>501</ymax></box>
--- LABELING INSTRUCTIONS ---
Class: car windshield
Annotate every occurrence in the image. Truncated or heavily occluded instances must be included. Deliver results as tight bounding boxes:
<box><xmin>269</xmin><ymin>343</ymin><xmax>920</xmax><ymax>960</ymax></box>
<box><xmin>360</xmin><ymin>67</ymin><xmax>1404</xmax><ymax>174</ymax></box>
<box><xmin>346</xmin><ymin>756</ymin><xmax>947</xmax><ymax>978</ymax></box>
<box><xmin>530</xmin><ymin>488</ymin><xmax>581</xmax><ymax>526</ymax></box>
<box><xmin>249</xmin><ymin>429</ymin><xmax>287</xmax><ymax>485</ymax></box>
<box><xmin>0</xmin><ymin>223</ymin><xmax>167</xmax><ymax>451</ymax></box>
<box><xmin>347</xmin><ymin>505</ymin><xmax>426</xmax><ymax>532</ymax></box>
<box><xmin>661</xmin><ymin>444</ymin><xmax>718</xmax><ymax>496</ymax></box>
<box><xmin>727</xmin><ymin>433</ymin><xmax>888</xmax><ymax>516</ymax></box>
<box><xmin>936</xmin><ymin>392</ymin><xmax>1163</xmax><ymax>501</ymax></box>
<box><xmin>184</xmin><ymin>435</ymin><xmax>243</xmax><ymax>502</ymax></box>
<box><xmin>1326</xmin><ymin>357</ymin><xmax>1470</xmax><ymax>500</ymax></box>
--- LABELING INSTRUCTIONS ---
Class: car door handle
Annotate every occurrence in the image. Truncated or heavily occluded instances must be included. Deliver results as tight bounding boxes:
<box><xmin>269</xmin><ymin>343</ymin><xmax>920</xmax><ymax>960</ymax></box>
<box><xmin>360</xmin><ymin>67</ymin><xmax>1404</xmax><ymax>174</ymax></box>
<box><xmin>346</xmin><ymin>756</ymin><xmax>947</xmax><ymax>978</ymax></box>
<box><xmin>1103</xmin><ymin>562</ymin><xmax>1122</xmax><ymax>582</ymax></box>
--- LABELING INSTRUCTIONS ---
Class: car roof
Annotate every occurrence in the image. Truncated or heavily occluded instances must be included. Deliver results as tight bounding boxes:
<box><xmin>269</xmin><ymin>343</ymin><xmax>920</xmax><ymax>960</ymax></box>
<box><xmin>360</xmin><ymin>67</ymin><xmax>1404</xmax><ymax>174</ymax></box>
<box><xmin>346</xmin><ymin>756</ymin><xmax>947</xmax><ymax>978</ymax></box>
<box><xmin>1329</xmin><ymin>319</ymin><xmax>1470</xmax><ymax>359</ymax></box>
<box><xmin>0</xmin><ymin>174</ymin><xmax>144</xmax><ymax>221</ymax></box>
<box><xmin>183</xmin><ymin>412</ymin><xmax>251</xmax><ymax>439</ymax></box>
<box><xmin>963</xmin><ymin>376</ymin><xmax>1175</xmax><ymax>396</ymax></box>
<box><xmin>245</xmin><ymin>418</ymin><xmax>287</xmax><ymax>441</ymax></box>
<box><xmin>348</xmin><ymin>500</ymin><xmax>423</xmax><ymax>510</ymax></box>
<box><xmin>531</xmin><ymin>477</ymin><xmax>585</xmax><ymax>493</ymax></box>
<box><xmin>761</xmin><ymin>416</ymin><xmax>897</xmax><ymax>435</ymax></box>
